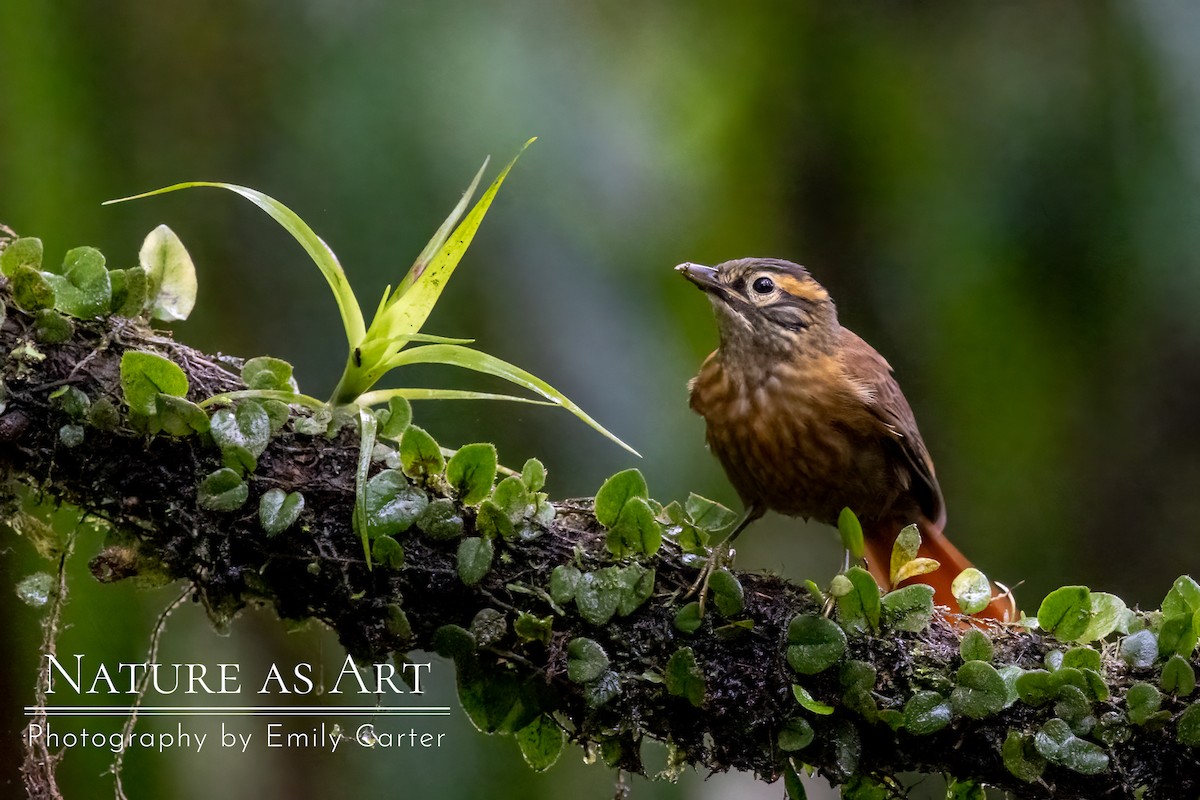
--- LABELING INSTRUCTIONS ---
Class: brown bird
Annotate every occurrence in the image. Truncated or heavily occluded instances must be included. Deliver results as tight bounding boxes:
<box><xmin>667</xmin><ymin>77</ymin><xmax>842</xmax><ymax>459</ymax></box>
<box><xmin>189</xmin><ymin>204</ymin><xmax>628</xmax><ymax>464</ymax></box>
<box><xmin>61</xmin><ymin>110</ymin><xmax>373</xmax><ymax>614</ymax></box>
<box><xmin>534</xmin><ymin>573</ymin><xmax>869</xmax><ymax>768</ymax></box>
<box><xmin>679</xmin><ymin>257</ymin><xmax>1015</xmax><ymax>621</ymax></box>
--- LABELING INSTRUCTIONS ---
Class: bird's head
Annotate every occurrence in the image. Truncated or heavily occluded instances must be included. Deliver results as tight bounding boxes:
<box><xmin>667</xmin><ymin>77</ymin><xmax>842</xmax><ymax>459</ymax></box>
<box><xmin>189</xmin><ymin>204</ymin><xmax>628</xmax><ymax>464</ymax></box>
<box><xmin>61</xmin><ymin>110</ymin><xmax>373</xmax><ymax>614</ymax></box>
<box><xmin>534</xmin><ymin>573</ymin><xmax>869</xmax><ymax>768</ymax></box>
<box><xmin>676</xmin><ymin>258</ymin><xmax>840</xmax><ymax>358</ymax></box>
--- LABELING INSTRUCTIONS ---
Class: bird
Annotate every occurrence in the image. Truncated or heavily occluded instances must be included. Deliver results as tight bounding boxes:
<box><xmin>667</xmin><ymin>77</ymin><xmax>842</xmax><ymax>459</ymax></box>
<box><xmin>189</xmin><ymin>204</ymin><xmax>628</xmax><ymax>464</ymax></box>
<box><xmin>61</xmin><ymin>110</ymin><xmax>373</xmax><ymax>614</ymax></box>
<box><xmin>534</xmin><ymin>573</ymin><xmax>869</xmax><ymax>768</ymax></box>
<box><xmin>678</xmin><ymin>257</ymin><xmax>1016</xmax><ymax>622</ymax></box>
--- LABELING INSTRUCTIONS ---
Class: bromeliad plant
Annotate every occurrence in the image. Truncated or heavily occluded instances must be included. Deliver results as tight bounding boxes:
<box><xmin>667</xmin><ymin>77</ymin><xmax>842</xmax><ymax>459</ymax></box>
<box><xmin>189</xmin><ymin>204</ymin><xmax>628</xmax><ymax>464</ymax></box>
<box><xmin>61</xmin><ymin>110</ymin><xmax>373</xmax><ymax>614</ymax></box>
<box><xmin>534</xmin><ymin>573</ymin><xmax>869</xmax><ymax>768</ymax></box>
<box><xmin>105</xmin><ymin>138</ymin><xmax>635</xmax><ymax>454</ymax></box>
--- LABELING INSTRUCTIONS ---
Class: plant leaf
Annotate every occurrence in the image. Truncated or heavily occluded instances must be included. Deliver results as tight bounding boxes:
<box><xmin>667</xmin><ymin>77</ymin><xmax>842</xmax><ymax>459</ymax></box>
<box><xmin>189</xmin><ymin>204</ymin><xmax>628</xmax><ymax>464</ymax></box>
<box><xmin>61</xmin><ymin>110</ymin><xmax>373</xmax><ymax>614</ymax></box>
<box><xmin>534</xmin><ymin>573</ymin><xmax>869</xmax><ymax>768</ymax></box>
<box><xmin>139</xmin><ymin>224</ymin><xmax>197</xmax><ymax>321</ymax></box>
<box><xmin>386</xmin><ymin>343</ymin><xmax>637</xmax><ymax>456</ymax></box>
<box><xmin>106</xmin><ymin>182</ymin><xmax>366</xmax><ymax>345</ymax></box>
<box><xmin>357</xmin><ymin>387</ymin><xmax>556</xmax><ymax>407</ymax></box>
<box><xmin>120</xmin><ymin>351</ymin><xmax>189</xmax><ymax>415</ymax></box>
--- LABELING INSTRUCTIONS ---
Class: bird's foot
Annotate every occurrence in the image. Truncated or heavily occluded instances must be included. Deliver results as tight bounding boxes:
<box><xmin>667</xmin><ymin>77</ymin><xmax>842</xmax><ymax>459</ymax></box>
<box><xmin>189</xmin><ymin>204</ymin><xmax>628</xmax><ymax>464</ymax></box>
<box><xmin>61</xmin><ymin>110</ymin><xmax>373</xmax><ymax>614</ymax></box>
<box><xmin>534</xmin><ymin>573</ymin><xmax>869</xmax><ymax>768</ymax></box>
<box><xmin>684</xmin><ymin>540</ymin><xmax>734</xmax><ymax>616</ymax></box>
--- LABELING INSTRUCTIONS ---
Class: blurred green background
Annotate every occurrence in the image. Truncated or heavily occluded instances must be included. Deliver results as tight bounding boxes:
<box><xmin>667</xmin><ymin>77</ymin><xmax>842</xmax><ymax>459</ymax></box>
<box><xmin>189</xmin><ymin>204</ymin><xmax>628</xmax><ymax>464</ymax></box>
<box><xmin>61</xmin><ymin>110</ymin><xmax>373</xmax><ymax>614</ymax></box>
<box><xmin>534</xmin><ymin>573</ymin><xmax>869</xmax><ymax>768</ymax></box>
<box><xmin>4</xmin><ymin>2</ymin><xmax>1200</xmax><ymax>798</ymax></box>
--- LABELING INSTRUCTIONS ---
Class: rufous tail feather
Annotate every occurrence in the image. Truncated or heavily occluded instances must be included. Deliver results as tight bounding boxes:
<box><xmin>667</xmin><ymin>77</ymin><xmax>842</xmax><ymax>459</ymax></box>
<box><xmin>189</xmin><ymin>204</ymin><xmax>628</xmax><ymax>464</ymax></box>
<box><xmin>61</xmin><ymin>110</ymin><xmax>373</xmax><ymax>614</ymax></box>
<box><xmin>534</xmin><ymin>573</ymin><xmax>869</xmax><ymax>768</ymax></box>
<box><xmin>861</xmin><ymin>516</ymin><xmax>1017</xmax><ymax>622</ymax></box>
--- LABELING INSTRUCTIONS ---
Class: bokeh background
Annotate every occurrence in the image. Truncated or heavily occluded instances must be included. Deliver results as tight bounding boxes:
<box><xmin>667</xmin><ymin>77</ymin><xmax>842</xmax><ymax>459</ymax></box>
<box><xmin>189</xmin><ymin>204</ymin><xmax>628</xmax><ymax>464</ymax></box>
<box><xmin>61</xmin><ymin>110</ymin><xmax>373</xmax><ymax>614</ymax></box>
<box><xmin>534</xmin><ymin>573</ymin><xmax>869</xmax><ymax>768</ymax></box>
<box><xmin>4</xmin><ymin>2</ymin><xmax>1200</xmax><ymax>798</ymax></box>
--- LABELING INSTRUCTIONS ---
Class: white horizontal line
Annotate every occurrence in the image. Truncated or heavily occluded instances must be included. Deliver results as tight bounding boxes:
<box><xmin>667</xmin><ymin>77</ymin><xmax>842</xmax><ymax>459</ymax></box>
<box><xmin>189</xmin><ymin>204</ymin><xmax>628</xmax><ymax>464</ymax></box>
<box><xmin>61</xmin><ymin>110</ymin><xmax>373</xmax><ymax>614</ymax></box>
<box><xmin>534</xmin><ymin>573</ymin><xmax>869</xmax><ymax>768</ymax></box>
<box><xmin>25</xmin><ymin>706</ymin><xmax>451</xmax><ymax>716</ymax></box>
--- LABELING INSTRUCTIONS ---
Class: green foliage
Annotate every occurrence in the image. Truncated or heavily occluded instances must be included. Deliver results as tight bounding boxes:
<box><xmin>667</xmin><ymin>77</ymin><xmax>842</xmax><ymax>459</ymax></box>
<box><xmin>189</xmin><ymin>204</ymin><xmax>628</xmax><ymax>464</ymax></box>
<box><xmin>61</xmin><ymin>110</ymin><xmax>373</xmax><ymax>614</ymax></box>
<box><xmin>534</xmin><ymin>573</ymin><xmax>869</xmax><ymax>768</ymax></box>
<box><xmin>377</xmin><ymin>396</ymin><xmax>412</xmax><ymax>440</ymax></box>
<box><xmin>881</xmin><ymin>584</ymin><xmax>934</xmax><ymax>632</ymax></box>
<box><xmin>34</xmin><ymin>309</ymin><xmax>73</xmax><ymax>342</ymax></box>
<box><xmin>665</xmin><ymin>647</ymin><xmax>706</xmax><ymax>707</ymax></box>
<box><xmin>570</xmin><ymin>565</ymin><xmax>652</xmax><ymax>625</ymax></box>
<box><xmin>242</xmin><ymin>356</ymin><xmax>296</xmax><ymax>392</ymax></box>
<box><xmin>431</xmin><ymin>625</ymin><xmax>476</xmax><ymax>660</ymax></box>
<box><xmin>1178</xmin><ymin>703</ymin><xmax>1200</xmax><ymax>747</ymax></box>
<box><xmin>566</xmin><ymin>638</ymin><xmax>608</xmax><ymax>683</ymax></box>
<box><xmin>1014</xmin><ymin>670</ymin><xmax>1056</xmax><ymax>706</ymax></box>
<box><xmin>372</xmin><ymin>535</ymin><xmax>405</xmax><ymax>569</ymax></box>
<box><xmin>595</xmin><ymin>469</ymin><xmax>661</xmax><ymax>558</ymax></box>
<box><xmin>959</xmin><ymin>629</ymin><xmax>993</xmax><ymax>663</ymax></box>
<box><xmin>659</xmin><ymin>493</ymin><xmax>736</xmax><ymax>555</ymax></box>
<box><xmin>1120</xmin><ymin>629</ymin><xmax>1159</xmax><ymax>669</ymax></box>
<box><xmin>904</xmin><ymin>691</ymin><xmax>951</xmax><ymax>735</ymax></box>
<box><xmin>791</xmin><ymin>684</ymin><xmax>834</xmax><ymax>716</ymax></box>
<box><xmin>516</xmin><ymin>715</ymin><xmax>564</xmax><ymax>772</ymax></box>
<box><xmin>1161</xmin><ymin>654</ymin><xmax>1196</xmax><ymax>696</ymax></box>
<box><xmin>416</xmin><ymin>498</ymin><xmax>464</xmax><ymax>541</ymax></box>
<box><xmin>456</xmin><ymin>538</ymin><xmax>493</xmax><ymax>586</ymax></box>
<box><xmin>50</xmin><ymin>386</ymin><xmax>89</xmax><ymax>419</ymax></box>
<box><xmin>1</xmin><ymin>237</ymin><xmax>43</xmax><ymax>277</ymax></box>
<box><xmin>363</xmin><ymin>470</ymin><xmax>428</xmax><ymax>537</ymax></box>
<box><xmin>1033</xmin><ymin>719</ymin><xmax>1108</xmax><ymax>775</ymax></box>
<box><xmin>44</xmin><ymin>246</ymin><xmax>111</xmax><ymax>318</ymax></box>
<box><xmin>708</xmin><ymin>568</ymin><xmax>744</xmax><ymax>616</ymax></box>
<box><xmin>674</xmin><ymin>602</ymin><xmax>703</xmax><ymax>634</ymax></box>
<box><xmin>258</xmin><ymin>488</ymin><xmax>304</xmax><ymax>536</ymax></box>
<box><xmin>154</xmin><ymin>395</ymin><xmax>210</xmax><ymax>437</ymax></box>
<box><xmin>197</xmin><ymin>468</ymin><xmax>248</xmax><ymax>511</ymax></box>
<box><xmin>889</xmin><ymin>523</ymin><xmax>938</xmax><ymax>585</ymax></box>
<box><xmin>837</xmin><ymin>507</ymin><xmax>864</xmax><ymax>560</ymax></box>
<box><xmin>951</xmin><ymin>568</ymin><xmax>991</xmax><ymax>616</ymax></box>
<box><xmin>109</xmin><ymin>266</ymin><xmax>148</xmax><ymax>317</ymax></box>
<box><xmin>1002</xmin><ymin>730</ymin><xmax>1046</xmax><ymax>783</ymax></box>
<box><xmin>1126</xmin><ymin>682</ymin><xmax>1163</xmax><ymax>726</ymax></box>
<box><xmin>445</xmin><ymin>443</ymin><xmax>497</xmax><ymax>505</ymax></box>
<box><xmin>1037</xmin><ymin>585</ymin><xmax>1092</xmax><ymax>641</ymax></box>
<box><xmin>211</xmin><ymin>401</ymin><xmax>271</xmax><ymax>458</ymax></box>
<box><xmin>777</xmin><ymin>718</ymin><xmax>814</xmax><ymax>751</ymax></box>
<box><xmin>399</xmin><ymin>425</ymin><xmax>444</xmax><ymax>481</ymax></box>
<box><xmin>786</xmin><ymin>614</ymin><xmax>847</xmax><ymax>675</ymax></box>
<box><xmin>120</xmin><ymin>351</ymin><xmax>189</xmax><ymax>416</ymax></box>
<box><xmin>139</xmin><ymin>224</ymin><xmax>197</xmax><ymax>321</ymax></box>
<box><xmin>11</xmin><ymin>264</ymin><xmax>55</xmax><ymax>311</ymax></box>
<box><xmin>951</xmin><ymin>661</ymin><xmax>1007</xmax><ymax>719</ymax></box>
<box><xmin>833</xmin><ymin>567</ymin><xmax>880</xmax><ymax>634</ymax></box>
<box><xmin>513</xmin><ymin>612</ymin><xmax>552</xmax><ymax>645</ymax></box>
<box><xmin>1079</xmin><ymin>592</ymin><xmax>1128</xmax><ymax>641</ymax></box>
<box><xmin>549</xmin><ymin>565</ymin><xmax>581</xmax><ymax>605</ymax></box>
<box><xmin>945</xmin><ymin>778</ymin><xmax>985</xmax><ymax>800</ymax></box>
<box><xmin>783</xmin><ymin>760</ymin><xmax>807</xmax><ymax>800</ymax></box>
<box><xmin>455</xmin><ymin>660</ymin><xmax>542</xmax><ymax>735</ymax></box>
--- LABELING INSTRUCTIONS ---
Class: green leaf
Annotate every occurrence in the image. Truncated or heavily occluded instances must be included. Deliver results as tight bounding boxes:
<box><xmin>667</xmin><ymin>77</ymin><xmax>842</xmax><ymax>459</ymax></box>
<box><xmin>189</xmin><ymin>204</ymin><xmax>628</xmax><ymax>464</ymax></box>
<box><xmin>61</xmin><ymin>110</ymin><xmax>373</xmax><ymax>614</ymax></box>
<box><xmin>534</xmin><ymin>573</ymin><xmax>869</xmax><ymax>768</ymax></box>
<box><xmin>1033</xmin><ymin>719</ymin><xmax>1108</xmax><ymax>775</ymax></box>
<box><xmin>431</xmin><ymin>625</ymin><xmax>476</xmax><ymax>660</ymax></box>
<box><xmin>475</xmin><ymin>500</ymin><xmax>514</xmax><ymax>540</ymax></box>
<box><xmin>197</xmin><ymin>468</ymin><xmax>248</xmax><ymax>511</ymax></box>
<box><xmin>574</xmin><ymin>569</ymin><xmax>622</xmax><ymax>625</ymax></box>
<box><xmin>45</xmin><ymin>246</ymin><xmax>111</xmax><ymax>318</ymax></box>
<box><xmin>516</xmin><ymin>715</ymin><xmax>564</xmax><ymax>772</ymax></box>
<box><xmin>12</xmin><ymin>264</ymin><xmax>57</xmax><ymax>311</ymax></box>
<box><xmin>708</xmin><ymin>568</ymin><xmax>744</xmax><ymax>617</ymax></box>
<box><xmin>1161</xmin><ymin>654</ymin><xmax>1196</xmax><ymax>696</ymax></box>
<box><xmin>881</xmin><ymin>584</ymin><xmax>935</xmax><ymax>632</ymax></box>
<box><xmin>445</xmin><ymin>443</ymin><xmax>497</xmax><ymax>505</ymax></box>
<box><xmin>1158</xmin><ymin>612</ymin><xmax>1200</xmax><ymax>658</ymax></box>
<box><xmin>1015</xmin><ymin>670</ymin><xmax>1056</xmax><ymax>706</ymax></box>
<box><xmin>513</xmin><ymin>612</ymin><xmax>553</xmax><ymax>645</ymax></box>
<box><xmin>1178</xmin><ymin>703</ymin><xmax>1200</xmax><ymax>747</ymax></box>
<box><xmin>415</xmin><ymin>498</ymin><xmax>464</xmax><ymax>541</ymax></box>
<box><xmin>351</xmin><ymin>410</ymin><xmax>377</xmax><ymax>561</ymax></box>
<box><xmin>1120</xmin><ymin>629</ymin><xmax>1159</xmax><ymax>669</ymax></box>
<box><xmin>951</xmin><ymin>661</ymin><xmax>1007</xmax><ymax>719</ymax></box>
<box><xmin>674</xmin><ymin>602</ymin><xmax>703</xmax><ymax>634</ymax></box>
<box><xmin>1079</xmin><ymin>592</ymin><xmax>1128</xmax><ymax>641</ymax></box>
<box><xmin>399</xmin><ymin>425</ymin><xmax>444</xmax><ymax>480</ymax></box>
<box><xmin>945</xmin><ymin>778</ymin><xmax>985</xmax><ymax>800</ymax></box>
<box><xmin>34</xmin><ymin>309</ymin><xmax>73</xmax><ymax>343</ymax></box>
<box><xmin>377</xmin><ymin>396</ymin><xmax>412</xmax><ymax>440</ymax></box>
<box><xmin>835</xmin><ymin>567</ymin><xmax>880</xmax><ymax>634</ymax></box>
<box><xmin>139</xmin><ymin>224</ymin><xmax>196</xmax><ymax>321</ymax></box>
<box><xmin>50</xmin><ymin>386</ymin><xmax>90</xmax><ymax>419</ymax></box>
<box><xmin>109</xmin><ymin>267</ymin><xmax>149</xmax><ymax>317</ymax></box>
<box><xmin>959</xmin><ymin>628</ymin><xmax>993</xmax><ymax>663</ymax></box>
<box><xmin>1038</xmin><ymin>585</ymin><xmax>1093</xmax><ymax>641</ymax></box>
<box><xmin>791</xmin><ymin>684</ymin><xmax>834</xmax><ymax>715</ymax></box>
<box><xmin>783</xmin><ymin>761</ymin><xmax>807</xmax><ymax>800</ymax></box>
<box><xmin>259</xmin><ymin>488</ymin><xmax>304</xmax><ymax>536</ymax></box>
<box><xmin>951</xmin><ymin>568</ymin><xmax>992</xmax><ymax>615</ymax></box>
<box><xmin>1163</xmin><ymin>575</ymin><xmax>1200</xmax><ymax>617</ymax></box>
<box><xmin>153</xmin><ymin>395</ymin><xmax>210</xmax><ymax>436</ymax></box>
<box><xmin>210</xmin><ymin>401</ymin><xmax>271</xmax><ymax>458</ymax></box>
<box><xmin>903</xmin><ymin>691</ymin><xmax>951</xmax><ymax>735</ymax></box>
<box><xmin>242</xmin><ymin>356</ymin><xmax>296</xmax><ymax>392</ymax></box>
<box><xmin>1062</xmin><ymin>647</ymin><xmax>1102</xmax><ymax>672</ymax></box>
<box><xmin>120</xmin><ymin>351</ymin><xmax>189</xmax><ymax>415</ymax></box>
<box><xmin>58</xmin><ymin>424</ymin><xmax>84</xmax><ymax>447</ymax></box>
<box><xmin>786</xmin><ymin>614</ymin><xmax>847</xmax><ymax>675</ymax></box>
<box><xmin>0</xmin><ymin>237</ymin><xmax>42</xmax><ymax>277</ymax></box>
<box><xmin>1002</xmin><ymin>730</ymin><xmax>1046</xmax><ymax>783</ymax></box>
<box><xmin>615</xmin><ymin>564</ymin><xmax>655</xmax><ymax>616</ymax></box>
<box><xmin>594</xmin><ymin>468</ymin><xmax>649</xmax><ymax>528</ymax></box>
<box><xmin>566</xmin><ymin>637</ymin><xmax>608</xmax><ymax>683</ymax></box>
<box><xmin>841</xmin><ymin>775</ymin><xmax>888</xmax><ymax>800</ymax></box>
<box><xmin>455</xmin><ymin>660</ymin><xmax>539</xmax><ymax>735</ymax></box>
<box><xmin>520</xmin><ymin>458</ymin><xmax>546</xmax><ymax>492</ymax></box>
<box><xmin>549</xmin><ymin>565</ymin><xmax>581</xmax><ymax>605</ymax></box>
<box><xmin>1127</xmin><ymin>682</ymin><xmax>1162</xmax><ymax>725</ymax></box>
<box><xmin>107</xmin><ymin>182</ymin><xmax>366</xmax><ymax>346</ymax></box>
<box><xmin>456</xmin><ymin>537</ymin><xmax>493</xmax><ymax>586</ymax></box>
<box><xmin>665</xmin><ymin>647</ymin><xmax>706</xmax><ymax>707</ymax></box>
<box><xmin>777</xmin><ymin>718</ymin><xmax>814</xmax><ymax>751</ymax></box>
<box><xmin>372</xmin><ymin>535</ymin><xmax>405</xmax><ymax>569</ymax></box>
<box><xmin>684</xmin><ymin>493</ymin><xmax>736</xmax><ymax>531</ymax></box>
<box><xmin>837</xmin><ymin>507</ymin><xmax>864</xmax><ymax>560</ymax></box>
<box><xmin>385</xmin><ymin>344</ymin><xmax>638</xmax><ymax>456</ymax></box>
<box><xmin>605</xmin><ymin>495</ymin><xmax>661</xmax><ymax>557</ymax></box>
<box><xmin>887</xmin><ymin>522</ymin><xmax>922</xmax><ymax>578</ymax></box>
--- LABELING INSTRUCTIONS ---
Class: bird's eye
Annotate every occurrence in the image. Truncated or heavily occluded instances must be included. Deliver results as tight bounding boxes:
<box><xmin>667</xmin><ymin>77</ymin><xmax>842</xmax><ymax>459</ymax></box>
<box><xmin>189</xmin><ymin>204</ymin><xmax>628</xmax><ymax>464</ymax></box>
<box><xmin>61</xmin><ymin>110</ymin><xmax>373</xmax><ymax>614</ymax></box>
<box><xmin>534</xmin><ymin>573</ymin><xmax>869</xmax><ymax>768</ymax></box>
<box><xmin>751</xmin><ymin>276</ymin><xmax>775</xmax><ymax>294</ymax></box>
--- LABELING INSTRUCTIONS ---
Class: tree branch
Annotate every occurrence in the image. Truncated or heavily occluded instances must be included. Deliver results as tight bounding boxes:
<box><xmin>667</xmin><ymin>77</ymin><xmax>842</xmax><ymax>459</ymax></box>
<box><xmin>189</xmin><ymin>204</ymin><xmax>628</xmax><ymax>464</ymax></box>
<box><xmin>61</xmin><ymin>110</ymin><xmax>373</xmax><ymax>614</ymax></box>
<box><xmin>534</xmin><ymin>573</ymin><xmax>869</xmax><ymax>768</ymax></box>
<box><xmin>1</xmin><ymin>272</ymin><xmax>1197</xmax><ymax>800</ymax></box>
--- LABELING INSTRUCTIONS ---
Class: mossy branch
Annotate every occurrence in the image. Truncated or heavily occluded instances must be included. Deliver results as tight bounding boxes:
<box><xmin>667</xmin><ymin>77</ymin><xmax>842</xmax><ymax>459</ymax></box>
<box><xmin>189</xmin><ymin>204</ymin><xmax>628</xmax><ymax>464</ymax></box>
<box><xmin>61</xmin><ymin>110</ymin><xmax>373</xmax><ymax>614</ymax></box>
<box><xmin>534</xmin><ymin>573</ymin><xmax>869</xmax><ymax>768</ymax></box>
<box><xmin>1</xmin><ymin>285</ymin><xmax>1198</xmax><ymax>800</ymax></box>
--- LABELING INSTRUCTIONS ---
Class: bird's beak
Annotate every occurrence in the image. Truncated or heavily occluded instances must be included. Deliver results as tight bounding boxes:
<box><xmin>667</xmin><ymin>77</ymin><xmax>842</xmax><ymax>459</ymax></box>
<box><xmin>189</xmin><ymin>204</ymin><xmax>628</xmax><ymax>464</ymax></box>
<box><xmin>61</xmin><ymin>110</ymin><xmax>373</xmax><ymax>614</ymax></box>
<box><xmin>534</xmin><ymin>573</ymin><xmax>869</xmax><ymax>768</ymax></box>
<box><xmin>675</xmin><ymin>262</ymin><xmax>722</xmax><ymax>294</ymax></box>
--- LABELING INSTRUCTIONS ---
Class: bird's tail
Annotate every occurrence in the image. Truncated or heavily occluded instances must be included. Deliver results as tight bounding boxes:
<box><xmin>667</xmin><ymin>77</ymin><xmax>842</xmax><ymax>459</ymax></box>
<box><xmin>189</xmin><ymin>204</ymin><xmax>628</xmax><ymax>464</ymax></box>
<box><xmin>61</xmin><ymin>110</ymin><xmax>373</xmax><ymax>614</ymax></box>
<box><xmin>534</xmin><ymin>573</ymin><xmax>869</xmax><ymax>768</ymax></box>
<box><xmin>862</xmin><ymin>516</ymin><xmax>1017</xmax><ymax>623</ymax></box>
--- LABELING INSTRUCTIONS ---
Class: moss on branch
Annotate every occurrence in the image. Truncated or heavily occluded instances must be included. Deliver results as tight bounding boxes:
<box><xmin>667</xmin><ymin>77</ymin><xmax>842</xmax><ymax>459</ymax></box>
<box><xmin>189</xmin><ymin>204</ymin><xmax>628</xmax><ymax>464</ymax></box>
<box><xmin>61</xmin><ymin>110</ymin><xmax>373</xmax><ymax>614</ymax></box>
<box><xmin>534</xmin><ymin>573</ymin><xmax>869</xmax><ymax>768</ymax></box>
<box><xmin>1</xmin><ymin>276</ymin><xmax>1199</xmax><ymax>800</ymax></box>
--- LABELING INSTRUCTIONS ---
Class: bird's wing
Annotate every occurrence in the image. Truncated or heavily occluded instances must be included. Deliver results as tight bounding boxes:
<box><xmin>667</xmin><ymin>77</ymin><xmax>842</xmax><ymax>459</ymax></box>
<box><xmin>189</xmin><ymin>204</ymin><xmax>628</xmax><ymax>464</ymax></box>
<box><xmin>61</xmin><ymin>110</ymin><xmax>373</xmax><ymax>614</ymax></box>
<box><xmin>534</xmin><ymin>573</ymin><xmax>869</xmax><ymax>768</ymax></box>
<box><xmin>838</xmin><ymin>328</ymin><xmax>945</xmax><ymax>527</ymax></box>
